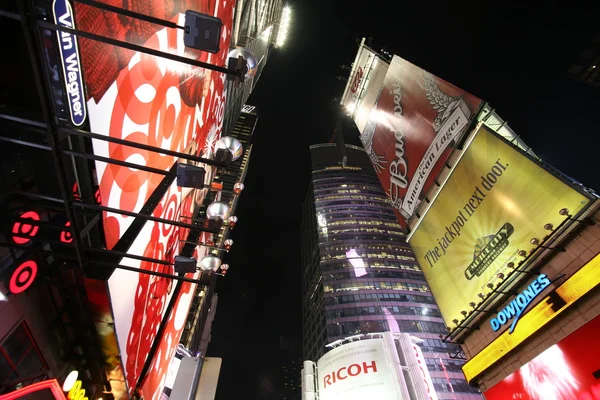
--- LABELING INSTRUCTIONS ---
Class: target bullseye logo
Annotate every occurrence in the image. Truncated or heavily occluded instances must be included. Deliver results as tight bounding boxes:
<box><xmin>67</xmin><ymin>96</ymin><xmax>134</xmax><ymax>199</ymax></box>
<box><xmin>12</xmin><ymin>211</ymin><xmax>40</xmax><ymax>245</ymax></box>
<box><xmin>9</xmin><ymin>260</ymin><xmax>38</xmax><ymax>294</ymax></box>
<box><xmin>60</xmin><ymin>221</ymin><xmax>73</xmax><ymax>243</ymax></box>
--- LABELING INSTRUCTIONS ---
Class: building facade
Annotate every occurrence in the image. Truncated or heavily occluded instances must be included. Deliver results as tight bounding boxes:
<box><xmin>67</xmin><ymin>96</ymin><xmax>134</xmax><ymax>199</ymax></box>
<box><xmin>300</xmin><ymin>143</ymin><xmax>481</xmax><ymax>399</ymax></box>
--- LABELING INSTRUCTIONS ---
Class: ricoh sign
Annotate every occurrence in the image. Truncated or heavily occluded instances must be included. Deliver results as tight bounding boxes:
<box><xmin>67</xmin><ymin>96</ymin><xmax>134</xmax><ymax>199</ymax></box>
<box><xmin>317</xmin><ymin>339</ymin><xmax>396</xmax><ymax>400</ymax></box>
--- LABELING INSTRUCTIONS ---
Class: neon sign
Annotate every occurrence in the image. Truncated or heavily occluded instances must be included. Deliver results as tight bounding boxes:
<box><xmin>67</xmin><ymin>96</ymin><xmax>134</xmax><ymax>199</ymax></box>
<box><xmin>66</xmin><ymin>380</ymin><xmax>88</xmax><ymax>400</ymax></box>
<box><xmin>9</xmin><ymin>260</ymin><xmax>38</xmax><ymax>295</ymax></box>
<box><xmin>12</xmin><ymin>210</ymin><xmax>40</xmax><ymax>244</ymax></box>
<box><xmin>490</xmin><ymin>274</ymin><xmax>551</xmax><ymax>333</ymax></box>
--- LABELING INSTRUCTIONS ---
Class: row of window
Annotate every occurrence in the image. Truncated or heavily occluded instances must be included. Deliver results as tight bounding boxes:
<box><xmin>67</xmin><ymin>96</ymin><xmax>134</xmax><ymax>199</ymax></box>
<box><xmin>321</xmin><ymin>218</ymin><xmax>403</xmax><ymax>229</ymax></box>
<box><xmin>318</xmin><ymin>227</ymin><xmax>405</xmax><ymax>236</ymax></box>
<box><xmin>321</xmin><ymin>260</ymin><xmax>421</xmax><ymax>272</ymax></box>
<box><xmin>327</xmin><ymin>319</ymin><xmax>447</xmax><ymax>336</ymax></box>
<box><xmin>316</xmin><ymin>194</ymin><xmax>390</xmax><ymax>203</ymax></box>
<box><xmin>323</xmin><ymin>269</ymin><xmax>426</xmax><ymax>282</ymax></box>
<box><xmin>325</xmin><ymin>305</ymin><xmax>441</xmax><ymax>319</ymax></box>
<box><xmin>321</xmin><ymin>252</ymin><xmax>416</xmax><ymax>262</ymax></box>
<box><xmin>324</xmin><ymin>281</ymin><xmax>430</xmax><ymax>293</ymax></box>
<box><xmin>324</xmin><ymin>292</ymin><xmax>437</xmax><ymax>305</ymax></box>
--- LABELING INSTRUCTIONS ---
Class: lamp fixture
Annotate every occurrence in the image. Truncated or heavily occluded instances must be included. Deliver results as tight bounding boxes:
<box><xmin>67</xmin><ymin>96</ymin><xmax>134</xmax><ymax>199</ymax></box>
<box><xmin>206</xmin><ymin>201</ymin><xmax>230</xmax><ymax>220</ymax></box>
<box><xmin>198</xmin><ymin>255</ymin><xmax>222</xmax><ymax>271</ymax></box>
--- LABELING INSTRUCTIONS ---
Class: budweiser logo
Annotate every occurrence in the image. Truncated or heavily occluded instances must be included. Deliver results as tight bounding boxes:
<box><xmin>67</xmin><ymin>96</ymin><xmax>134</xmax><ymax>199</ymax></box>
<box><xmin>322</xmin><ymin>361</ymin><xmax>378</xmax><ymax>388</ymax></box>
<box><xmin>388</xmin><ymin>80</ymin><xmax>408</xmax><ymax>208</ymax></box>
<box><xmin>351</xmin><ymin>67</ymin><xmax>364</xmax><ymax>93</ymax></box>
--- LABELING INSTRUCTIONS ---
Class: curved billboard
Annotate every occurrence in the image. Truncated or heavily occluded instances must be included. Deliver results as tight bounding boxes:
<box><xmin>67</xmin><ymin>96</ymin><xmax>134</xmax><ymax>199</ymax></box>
<box><xmin>316</xmin><ymin>339</ymin><xmax>396</xmax><ymax>400</ymax></box>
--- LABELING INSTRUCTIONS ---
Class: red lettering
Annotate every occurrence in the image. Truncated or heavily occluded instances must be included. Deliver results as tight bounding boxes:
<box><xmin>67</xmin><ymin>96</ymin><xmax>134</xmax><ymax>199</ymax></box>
<box><xmin>348</xmin><ymin>364</ymin><xmax>361</xmax><ymax>376</ymax></box>
<box><xmin>323</xmin><ymin>360</ymin><xmax>378</xmax><ymax>389</ymax></box>
<box><xmin>363</xmin><ymin>360</ymin><xmax>377</xmax><ymax>373</ymax></box>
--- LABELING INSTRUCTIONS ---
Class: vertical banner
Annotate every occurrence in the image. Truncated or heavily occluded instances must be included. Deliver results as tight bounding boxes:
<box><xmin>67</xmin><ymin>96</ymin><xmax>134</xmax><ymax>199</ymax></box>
<box><xmin>408</xmin><ymin>125</ymin><xmax>590</xmax><ymax>327</ymax></box>
<box><xmin>73</xmin><ymin>1</ymin><xmax>235</xmax><ymax>398</ymax></box>
<box><xmin>340</xmin><ymin>42</ymin><xmax>389</xmax><ymax>133</ymax></box>
<box><xmin>484</xmin><ymin>315</ymin><xmax>600</xmax><ymax>400</ymax></box>
<box><xmin>360</xmin><ymin>55</ymin><xmax>482</xmax><ymax>228</ymax></box>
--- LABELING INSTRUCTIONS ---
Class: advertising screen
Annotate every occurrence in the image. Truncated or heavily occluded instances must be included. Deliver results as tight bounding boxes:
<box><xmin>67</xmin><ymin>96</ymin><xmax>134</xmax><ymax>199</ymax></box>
<box><xmin>360</xmin><ymin>55</ymin><xmax>482</xmax><ymax>228</ymax></box>
<box><xmin>484</xmin><ymin>314</ymin><xmax>600</xmax><ymax>400</ymax></box>
<box><xmin>74</xmin><ymin>0</ymin><xmax>234</xmax><ymax>250</ymax></box>
<box><xmin>408</xmin><ymin>124</ymin><xmax>590</xmax><ymax>327</ymax></box>
<box><xmin>316</xmin><ymin>339</ymin><xmax>396</xmax><ymax>400</ymax></box>
<box><xmin>341</xmin><ymin>43</ymin><xmax>389</xmax><ymax>133</ymax></box>
<box><xmin>72</xmin><ymin>0</ymin><xmax>236</xmax><ymax>398</ymax></box>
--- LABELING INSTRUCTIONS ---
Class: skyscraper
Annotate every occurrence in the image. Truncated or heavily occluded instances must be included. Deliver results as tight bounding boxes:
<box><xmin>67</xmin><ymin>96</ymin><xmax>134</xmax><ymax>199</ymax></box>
<box><xmin>300</xmin><ymin>143</ymin><xmax>481</xmax><ymax>399</ymax></box>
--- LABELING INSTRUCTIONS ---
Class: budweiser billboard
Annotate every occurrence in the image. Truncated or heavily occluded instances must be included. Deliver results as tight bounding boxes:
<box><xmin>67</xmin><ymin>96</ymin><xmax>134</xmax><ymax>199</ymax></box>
<box><xmin>360</xmin><ymin>55</ymin><xmax>482</xmax><ymax>228</ymax></box>
<box><xmin>340</xmin><ymin>39</ymin><xmax>389</xmax><ymax>133</ymax></box>
<box><xmin>316</xmin><ymin>339</ymin><xmax>397</xmax><ymax>400</ymax></box>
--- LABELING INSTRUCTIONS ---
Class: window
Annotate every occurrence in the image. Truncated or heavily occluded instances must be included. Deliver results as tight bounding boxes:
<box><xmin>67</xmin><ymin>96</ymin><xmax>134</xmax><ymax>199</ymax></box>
<box><xmin>0</xmin><ymin>322</ymin><xmax>46</xmax><ymax>385</ymax></box>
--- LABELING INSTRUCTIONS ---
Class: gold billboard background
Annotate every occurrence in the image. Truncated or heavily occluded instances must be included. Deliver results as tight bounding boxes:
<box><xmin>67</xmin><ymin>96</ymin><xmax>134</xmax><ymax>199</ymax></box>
<box><xmin>408</xmin><ymin>125</ymin><xmax>590</xmax><ymax>327</ymax></box>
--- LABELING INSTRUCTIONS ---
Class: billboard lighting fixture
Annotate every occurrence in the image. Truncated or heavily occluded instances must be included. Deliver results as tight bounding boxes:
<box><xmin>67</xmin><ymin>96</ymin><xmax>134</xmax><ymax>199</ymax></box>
<box><xmin>461</xmin><ymin>310</ymin><xmax>468</xmax><ymax>316</ymax></box>
<box><xmin>469</xmin><ymin>302</ymin><xmax>476</xmax><ymax>308</ymax></box>
<box><xmin>478</xmin><ymin>293</ymin><xmax>485</xmax><ymax>299</ymax></box>
<box><xmin>198</xmin><ymin>254</ymin><xmax>222</xmax><ymax>271</ymax></box>
<box><xmin>544</xmin><ymin>223</ymin><xmax>554</xmax><ymax>231</ymax></box>
<box><xmin>518</xmin><ymin>250</ymin><xmax>527</xmax><ymax>257</ymax></box>
<box><xmin>559</xmin><ymin>207</ymin><xmax>570</xmax><ymax>216</ymax></box>
<box><xmin>228</xmin><ymin>215</ymin><xmax>238</xmax><ymax>228</ymax></box>
<box><xmin>530</xmin><ymin>237</ymin><xmax>540</xmax><ymax>245</ymax></box>
<box><xmin>233</xmin><ymin>182</ymin><xmax>245</xmax><ymax>195</ymax></box>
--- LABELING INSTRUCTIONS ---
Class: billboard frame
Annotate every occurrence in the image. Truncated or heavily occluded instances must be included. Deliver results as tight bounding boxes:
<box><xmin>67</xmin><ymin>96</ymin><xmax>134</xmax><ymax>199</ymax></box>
<box><xmin>407</xmin><ymin>123</ymin><xmax>597</xmax><ymax>341</ymax></box>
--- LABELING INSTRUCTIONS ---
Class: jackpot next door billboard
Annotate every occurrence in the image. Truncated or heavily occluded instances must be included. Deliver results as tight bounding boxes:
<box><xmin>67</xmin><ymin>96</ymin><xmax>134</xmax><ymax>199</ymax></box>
<box><xmin>69</xmin><ymin>1</ymin><xmax>235</xmax><ymax>398</ymax></box>
<box><xmin>484</xmin><ymin>314</ymin><xmax>600</xmax><ymax>400</ymax></box>
<box><xmin>360</xmin><ymin>55</ymin><xmax>483</xmax><ymax>228</ymax></box>
<box><xmin>408</xmin><ymin>124</ymin><xmax>590</xmax><ymax>328</ymax></box>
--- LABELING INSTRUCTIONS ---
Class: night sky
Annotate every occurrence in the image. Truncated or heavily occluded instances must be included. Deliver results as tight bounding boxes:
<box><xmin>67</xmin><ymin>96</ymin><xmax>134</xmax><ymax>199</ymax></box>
<box><xmin>207</xmin><ymin>2</ymin><xmax>600</xmax><ymax>398</ymax></box>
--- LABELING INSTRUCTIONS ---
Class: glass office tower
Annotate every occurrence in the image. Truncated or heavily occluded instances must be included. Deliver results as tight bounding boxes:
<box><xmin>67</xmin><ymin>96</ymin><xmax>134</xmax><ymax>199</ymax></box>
<box><xmin>301</xmin><ymin>143</ymin><xmax>481</xmax><ymax>399</ymax></box>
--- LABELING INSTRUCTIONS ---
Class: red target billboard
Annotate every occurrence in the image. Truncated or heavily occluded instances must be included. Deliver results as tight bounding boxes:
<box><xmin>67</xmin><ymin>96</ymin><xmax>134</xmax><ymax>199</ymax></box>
<box><xmin>70</xmin><ymin>0</ymin><xmax>236</xmax><ymax>397</ymax></box>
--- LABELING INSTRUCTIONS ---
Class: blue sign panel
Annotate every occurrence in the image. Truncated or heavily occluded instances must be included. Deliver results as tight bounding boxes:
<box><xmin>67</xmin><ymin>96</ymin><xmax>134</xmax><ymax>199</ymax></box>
<box><xmin>490</xmin><ymin>274</ymin><xmax>551</xmax><ymax>333</ymax></box>
<box><xmin>53</xmin><ymin>0</ymin><xmax>86</xmax><ymax>126</ymax></box>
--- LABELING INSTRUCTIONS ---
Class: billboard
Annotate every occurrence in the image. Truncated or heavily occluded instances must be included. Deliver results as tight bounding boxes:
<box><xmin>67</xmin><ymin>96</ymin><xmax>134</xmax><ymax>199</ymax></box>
<box><xmin>74</xmin><ymin>0</ymin><xmax>234</xmax><ymax>250</ymax></box>
<box><xmin>316</xmin><ymin>339</ymin><xmax>396</xmax><ymax>400</ymax></box>
<box><xmin>72</xmin><ymin>0</ymin><xmax>236</xmax><ymax>398</ymax></box>
<box><xmin>408</xmin><ymin>125</ymin><xmax>590</xmax><ymax>327</ymax></box>
<box><xmin>341</xmin><ymin>41</ymin><xmax>389</xmax><ymax>133</ymax></box>
<box><xmin>484</xmin><ymin>314</ymin><xmax>600</xmax><ymax>400</ymax></box>
<box><xmin>360</xmin><ymin>55</ymin><xmax>482</xmax><ymax>228</ymax></box>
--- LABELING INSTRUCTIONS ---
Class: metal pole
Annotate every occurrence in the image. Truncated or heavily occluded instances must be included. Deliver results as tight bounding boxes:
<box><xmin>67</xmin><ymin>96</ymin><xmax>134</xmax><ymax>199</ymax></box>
<box><xmin>36</xmin><ymin>20</ymin><xmax>242</xmax><ymax>77</ymax></box>
<box><xmin>16</xmin><ymin>0</ymin><xmax>86</xmax><ymax>270</ymax></box>
<box><xmin>73</xmin><ymin>0</ymin><xmax>184</xmax><ymax>30</ymax></box>
<box><xmin>61</xmin><ymin>126</ymin><xmax>227</xmax><ymax>167</ymax></box>
<box><xmin>11</xmin><ymin>190</ymin><xmax>221</xmax><ymax>234</ymax></box>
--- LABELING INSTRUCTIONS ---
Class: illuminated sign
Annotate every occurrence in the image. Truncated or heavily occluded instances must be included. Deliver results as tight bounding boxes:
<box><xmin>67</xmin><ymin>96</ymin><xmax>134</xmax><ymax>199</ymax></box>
<box><xmin>8</xmin><ymin>260</ymin><xmax>38</xmax><ymax>295</ymax></box>
<box><xmin>462</xmin><ymin>251</ymin><xmax>600</xmax><ymax>383</ymax></box>
<box><xmin>490</xmin><ymin>274</ymin><xmax>551</xmax><ymax>333</ymax></box>
<box><xmin>484</xmin><ymin>314</ymin><xmax>600</xmax><ymax>400</ymax></box>
<box><xmin>66</xmin><ymin>380</ymin><xmax>88</xmax><ymax>400</ymax></box>
<box><xmin>317</xmin><ymin>339</ymin><xmax>397</xmax><ymax>400</ymax></box>
<box><xmin>12</xmin><ymin>210</ymin><xmax>40</xmax><ymax>245</ymax></box>
<box><xmin>53</xmin><ymin>0</ymin><xmax>86</xmax><ymax>126</ymax></box>
<box><xmin>408</xmin><ymin>125</ymin><xmax>590</xmax><ymax>328</ymax></box>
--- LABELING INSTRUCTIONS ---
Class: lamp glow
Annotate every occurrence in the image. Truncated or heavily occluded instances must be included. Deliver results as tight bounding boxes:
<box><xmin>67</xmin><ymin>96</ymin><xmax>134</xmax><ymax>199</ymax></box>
<box><xmin>62</xmin><ymin>370</ymin><xmax>78</xmax><ymax>392</ymax></box>
<box><xmin>275</xmin><ymin>6</ymin><xmax>291</xmax><ymax>48</ymax></box>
